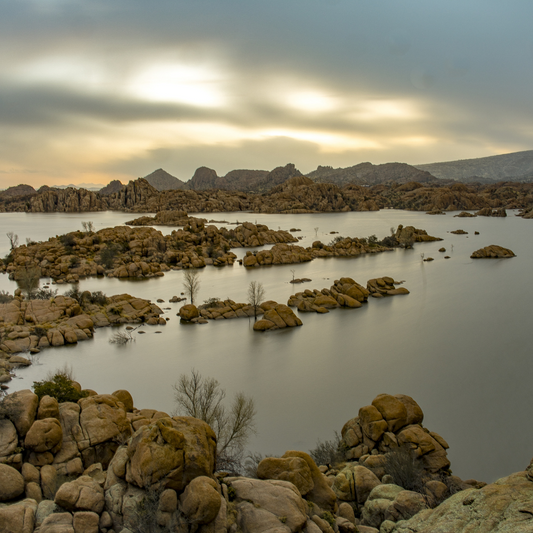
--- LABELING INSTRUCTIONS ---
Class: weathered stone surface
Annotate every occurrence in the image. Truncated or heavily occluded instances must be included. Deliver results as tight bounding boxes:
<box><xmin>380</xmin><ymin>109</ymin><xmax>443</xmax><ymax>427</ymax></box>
<box><xmin>0</xmin><ymin>418</ymin><xmax>18</xmax><ymax>458</ymax></box>
<box><xmin>257</xmin><ymin>456</ymin><xmax>314</xmax><ymax>496</ymax></box>
<box><xmin>0</xmin><ymin>463</ymin><xmax>25</xmax><ymax>501</ymax></box>
<box><xmin>112</xmin><ymin>389</ymin><xmax>134</xmax><ymax>412</ymax></box>
<box><xmin>386</xmin><ymin>490</ymin><xmax>428</xmax><ymax>523</ymax></box>
<box><xmin>54</xmin><ymin>475</ymin><xmax>105</xmax><ymax>513</ymax></box>
<box><xmin>334</xmin><ymin>465</ymin><xmax>381</xmax><ymax>504</ymax></box>
<box><xmin>393</xmin><ymin>395</ymin><xmax>424</xmax><ymax>426</ymax></box>
<box><xmin>126</xmin><ymin>416</ymin><xmax>216</xmax><ymax>491</ymax></box>
<box><xmin>78</xmin><ymin>394</ymin><xmax>131</xmax><ymax>450</ymax></box>
<box><xmin>228</xmin><ymin>477</ymin><xmax>308</xmax><ymax>532</ymax></box>
<box><xmin>0</xmin><ymin>499</ymin><xmax>36</xmax><ymax>533</ymax></box>
<box><xmin>39</xmin><ymin>512</ymin><xmax>74</xmax><ymax>533</ymax></box>
<box><xmin>0</xmin><ymin>389</ymin><xmax>39</xmax><ymax>437</ymax></box>
<box><xmin>37</xmin><ymin>395</ymin><xmax>60</xmax><ymax>420</ymax></box>
<box><xmin>359</xmin><ymin>405</ymin><xmax>388</xmax><ymax>442</ymax></box>
<box><xmin>372</xmin><ymin>394</ymin><xmax>408</xmax><ymax>432</ymax></box>
<box><xmin>72</xmin><ymin>511</ymin><xmax>100</xmax><ymax>533</ymax></box>
<box><xmin>282</xmin><ymin>450</ymin><xmax>337</xmax><ymax>510</ymax></box>
<box><xmin>40</xmin><ymin>464</ymin><xmax>58</xmax><ymax>500</ymax></box>
<box><xmin>24</xmin><ymin>417</ymin><xmax>63</xmax><ymax>453</ymax></box>
<box><xmin>179</xmin><ymin>476</ymin><xmax>221</xmax><ymax>525</ymax></box>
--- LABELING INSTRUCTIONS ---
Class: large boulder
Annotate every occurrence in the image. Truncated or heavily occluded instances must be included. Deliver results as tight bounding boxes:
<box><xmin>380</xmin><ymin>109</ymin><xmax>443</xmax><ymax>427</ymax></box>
<box><xmin>0</xmin><ymin>389</ymin><xmax>39</xmax><ymax>437</ymax></box>
<box><xmin>470</xmin><ymin>245</ymin><xmax>515</xmax><ymax>259</ymax></box>
<box><xmin>0</xmin><ymin>499</ymin><xmax>37</xmax><ymax>532</ymax></box>
<box><xmin>125</xmin><ymin>416</ymin><xmax>216</xmax><ymax>491</ymax></box>
<box><xmin>0</xmin><ymin>419</ymin><xmax>19</xmax><ymax>459</ymax></box>
<box><xmin>372</xmin><ymin>394</ymin><xmax>408</xmax><ymax>433</ymax></box>
<box><xmin>179</xmin><ymin>304</ymin><xmax>199</xmax><ymax>321</ymax></box>
<box><xmin>0</xmin><ymin>463</ymin><xmax>25</xmax><ymax>501</ymax></box>
<box><xmin>334</xmin><ymin>465</ymin><xmax>381</xmax><ymax>505</ymax></box>
<box><xmin>54</xmin><ymin>475</ymin><xmax>105</xmax><ymax>513</ymax></box>
<box><xmin>179</xmin><ymin>476</ymin><xmax>221</xmax><ymax>525</ymax></box>
<box><xmin>282</xmin><ymin>450</ymin><xmax>337</xmax><ymax>510</ymax></box>
<box><xmin>257</xmin><ymin>456</ymin><xmax>314</xmax><ymax>496</ymax></box>
<box><xmin>227</xmin><ymin>477</ymin><xmax>308</xmax><ymax>532</ymax></box>
<box><xmin>24</xmin><ymin>418</ymin><xmax>63</xmax><ymax>453</ymax></box>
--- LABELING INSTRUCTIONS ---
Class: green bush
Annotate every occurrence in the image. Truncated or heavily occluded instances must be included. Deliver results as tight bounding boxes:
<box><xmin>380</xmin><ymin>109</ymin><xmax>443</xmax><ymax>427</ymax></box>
<box><xmin>0</xmin><ymin>290</ymin><xmax>13</xmax><ymax>303</ymax></box>
<box><xmin>383</xmin><ymin>444</ymin><xmax>427</xmax><ymax>492</ymax></box>
<box><xmin>33</xmin><ymin>373</ymin><xmax>88</xmax><ymax>403</ymax></box>
<box><xmin>99</xmin><ymin>244</ymin><xmax>119</xmax><ymax>269</ymax></box>
<box><xmin>34</xmin><ymin>287</ymin><xmax>58</xmax><ymax>300</ymax></box>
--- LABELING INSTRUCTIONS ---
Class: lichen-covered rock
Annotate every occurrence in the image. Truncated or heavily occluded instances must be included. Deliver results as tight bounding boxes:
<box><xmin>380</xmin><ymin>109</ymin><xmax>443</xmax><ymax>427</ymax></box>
<box><xmin>54</xmin><ymin>475</ymin><xmax>105</xmax><ymax>513</ymax></box>
<box><xmin>334</xmin><ymin>464</ymin><xmax>381</xmax><ymax>505</ymax></box>
<box><xmin>179</xmin><ymin>304</ymin><xmax>199</xmax><ymax>321</ymax></box>
<box><xmin>0</xmin><ymin>419</ymin><xmax>18</xmax><ymax>459</ymax></box>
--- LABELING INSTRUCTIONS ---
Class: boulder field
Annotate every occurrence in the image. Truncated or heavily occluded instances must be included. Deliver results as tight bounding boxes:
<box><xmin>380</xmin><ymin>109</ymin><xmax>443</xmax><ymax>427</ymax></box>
<box><xmin>0</xmin><ymin>291</ymin><xmax>164</xmax><ymax>384</ymax></box>
<box><xmin>0</xmin><ymin>387</ymin><xmax>529</xmax><ymax>533</ymax></box>
<box><xmin>0</xmin><ymin>223</ymin><xmax>442</xmax><ymax>283</ymax></box>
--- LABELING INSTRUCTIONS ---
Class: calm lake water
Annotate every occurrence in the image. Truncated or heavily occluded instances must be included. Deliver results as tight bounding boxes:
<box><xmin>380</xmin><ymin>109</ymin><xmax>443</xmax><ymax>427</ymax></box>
<box><xmin>1</xmin><ymin>210</ymin><xmax>531</xmax><ymax>483</ymax></box>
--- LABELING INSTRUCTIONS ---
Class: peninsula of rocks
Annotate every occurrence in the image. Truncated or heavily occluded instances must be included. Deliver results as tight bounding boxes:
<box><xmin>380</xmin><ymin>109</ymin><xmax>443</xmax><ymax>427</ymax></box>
<box><xmin>0</xmin><ymin>385</ymin><xmax>530</xmax><ymax>533</ymax></box>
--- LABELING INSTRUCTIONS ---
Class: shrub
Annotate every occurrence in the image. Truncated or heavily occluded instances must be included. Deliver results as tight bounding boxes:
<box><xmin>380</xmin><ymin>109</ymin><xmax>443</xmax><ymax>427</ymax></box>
<box><xmin>0</xmin><ymin>290</ymin><xmax>13</xmax><ymax>303</ymax></box>
<box><xmin>383</xmin><ymin>445</ymin><xmax>427</xmax><ymax>492</ymax></box>
<box><xmin>99</xmin><ymin>244</ymin><xmax>119</xmax><ymax>269</ymax></box>
<box><xmin>329</xmin><ymin>235</ymin><xmax>346</xmax><ymax>246</ymax></box>
<box><xmin>34</xmin><ymin>287</ymin><xmax>58</xmax><ymax>300</ymax></box>
<box><xmin>309</xmin><ymin>432</ymin><xmax>345</xmax><ymax>466</ymax></box>
<box><xmin>203</xmin><ymin>296</ymin><xmax>221</xmax><ymax>307</ymax></box>
<box><xmin>368</xmin><ymin>234</ymin><xmax>378</xmax><ymax>245</ymax></box>
<box><xmin>59</xmin><ymin>233</ymin><xmax>77</xmax><ymax>248</ymax></box>
<box><xmin>63</xmin><ymin>287</ymin><xmax>82</xmax><ymax>302</ymax></box>
<box><xmin>109</xmin><ymin>330</ymin><xmax>135</xmax><ymax>345</ymax></box>
<box><xmin>87</xmin><ymin>290</ymin><xmax>107</xmax><ymax>306</ymax></box>
<box><xmin>33</xmin><ymin>371</ymin><xmax>88</xmax><ymax>403</ymax></box>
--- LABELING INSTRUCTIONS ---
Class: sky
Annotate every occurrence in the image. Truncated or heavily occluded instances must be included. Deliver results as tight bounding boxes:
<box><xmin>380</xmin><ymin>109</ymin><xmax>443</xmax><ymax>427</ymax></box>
<box><xmin>1</xmin><ymin>0</ymin><xmax>533</xmax><ymax>188</ymax></box>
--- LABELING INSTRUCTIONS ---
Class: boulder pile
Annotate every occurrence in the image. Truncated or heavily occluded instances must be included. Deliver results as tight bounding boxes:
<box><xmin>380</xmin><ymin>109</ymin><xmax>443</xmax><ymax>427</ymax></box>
<box><xmin>470</xmin><ymin>245</ymin><xmax>516</xmax><ymax>259</ymax></box>
<box><xmin>252</xmin><ymin>302</ymin><xmax>303</xmax><ymax>331</ymax></box>
<box><xmin>0</xmin><ymin>292</ymin><xmax>164</xmax><ymax>363</ymax></box>
<box><xmin>367</xmin><ymin>277</ymin><xmax>409</xmax><ymax>298</ymax></box>
<box><xmin>288</xmin><ymin>277</ymin><xmax>369</xmax><ymax>313</ymax></box>
<box><xmin>1</xmin><ymin>385</ymin><xmax>528</xmax><ymax>533</ymax></box>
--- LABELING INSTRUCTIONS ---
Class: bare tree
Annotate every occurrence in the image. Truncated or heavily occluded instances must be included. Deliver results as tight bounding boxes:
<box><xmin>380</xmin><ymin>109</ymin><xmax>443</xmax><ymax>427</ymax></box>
<box><xmin>6</xmin><ymin>232</ymin><xmax>18</xmax><ymax>250</ymax></box>
<box><xmin>183</xmin><ymin>269</ymin><xmax>201</xmax><ymax>305</ymax></box>
<box><xmin>173</xmin><ymin>369</ymin><xmax>256</xmax><ymax>470</ymax></box>
<box><xmin>314</xmin><ymin>227</ymin><xmax>319</xmax><ymax>238</ymax></box>
<box><xmin>247</xmin><ymin>281</ymin><xmax>265</xmax><ymax>321</ymax></box>
<box><xmin>17</xmin><ymin>266</ymin><xmax>40</xmax><ymax>300</ymax></box>
<box><xmin>81</xmin><ymin>221</ymin><xmax>95</xmax><ymax>233</ymax></box>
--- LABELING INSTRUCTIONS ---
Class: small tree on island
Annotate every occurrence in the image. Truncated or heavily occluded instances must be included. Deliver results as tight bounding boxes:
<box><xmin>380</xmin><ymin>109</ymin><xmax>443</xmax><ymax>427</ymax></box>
<box><xmin>183</xmin><ymin>269</ymin><xmax>201</xmax><ymax>305</ymax></box>
<box><xmin>81</xmin><ymin>221</ymin><xmax>95</xmax><ymax>233</ymax></box>
<box><xmin>247</xmin><ymin>281</ymin><xmax>265</xmax><ymax>321</ymax></box>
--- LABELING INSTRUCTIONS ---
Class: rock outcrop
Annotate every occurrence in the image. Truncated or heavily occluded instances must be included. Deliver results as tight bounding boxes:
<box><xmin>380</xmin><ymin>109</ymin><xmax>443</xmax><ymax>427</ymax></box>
<box><xmin>470</xmin><ymin>245</ymin><xmax>516</xmax><ymax>258</ymax></box>
<box><xmin>253</xmin><ymin>302</ymin><xmax>303</xmax><ymax>331</ymax></box>
<box><xmin>0</xmin><ymin>292</ymin><xmax>164</xmax><ymax>363</ymax></box>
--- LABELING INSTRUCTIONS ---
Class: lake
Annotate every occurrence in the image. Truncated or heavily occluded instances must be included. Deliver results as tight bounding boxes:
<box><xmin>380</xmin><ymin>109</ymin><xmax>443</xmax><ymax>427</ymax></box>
<box><xmin>1</xmin><ymin>209</ymin><xmax>531</xmax><ymax>483</ymax></box>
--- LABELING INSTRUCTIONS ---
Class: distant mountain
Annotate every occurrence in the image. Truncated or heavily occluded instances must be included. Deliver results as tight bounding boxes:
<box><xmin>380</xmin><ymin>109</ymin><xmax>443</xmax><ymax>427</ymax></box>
<box><xmin>51</xmin><ymin>183</ymin><xmax>105</xmax><ymax>191</ymax></box>
<box><xmin>99</xmin><ymin>180</ymin><xmax>124</xmax><ymax>196</ymax></box>
<box><xmin>0</xmin><ymin>184</ymin><xmax>36</xmax><ymax>198</ymax></box>
<box><xmin>307</xmin><ymin>162</ymin><xmax>441</xmax><ymax>186</ymax></box>
<box><xmin>186</xmin><ymin>163</ymin><xmax>300</xmax><ymax>192</ymax></box>
<box><xmin>142</xmin><ymin>168</ymin><xmax>188</xmax><ymax>191</ymax></box>
<box><xmin>415</xmin><ymin>150</ymin><xmax>533</xmax><ymax>182</ymax></box>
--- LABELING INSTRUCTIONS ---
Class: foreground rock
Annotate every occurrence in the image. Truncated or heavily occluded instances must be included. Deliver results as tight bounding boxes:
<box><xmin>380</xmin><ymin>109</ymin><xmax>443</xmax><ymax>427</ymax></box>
<box><xmin>253</xmin><ymin>302</ymin><xmax>303</xmax><ymax>331</ymax></box>
<box><xmin>470</xmin><ymin>245</ymin><xmax>516</xmax><ymax>258</ymax></box>
<box><xmin>390</xmin><ymin>470</ymin><xmax>533</xmax><ymax>533</ymax></box>
<box><xmin>367</xmin><ymin>277</ymin><xmax>409</xmax><ymax>298</ymax></box>
<box><xmin>0</xmin><ymin>385</ymin><xmax>523</xmax><ymax>533</ymax></box>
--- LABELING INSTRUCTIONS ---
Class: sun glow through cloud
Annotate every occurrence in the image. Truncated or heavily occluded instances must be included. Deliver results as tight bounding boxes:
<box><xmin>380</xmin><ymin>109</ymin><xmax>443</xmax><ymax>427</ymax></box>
<box><xmin>127</xmin><ymin>63</ymin><xmax>227</xmax><ymax>107</ymax></box>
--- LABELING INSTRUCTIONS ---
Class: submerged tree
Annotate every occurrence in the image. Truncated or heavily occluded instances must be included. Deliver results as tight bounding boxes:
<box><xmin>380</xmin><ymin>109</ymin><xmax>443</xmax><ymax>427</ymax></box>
<box><xmin>247</xmin><ymin>281</ymin><xmax>265</xmax><ymax>321</ymax></box>
<box><xmin>17</xmin><ymin>266</ymin><xmax>41</xmax><ymax>300</ymax></box>
<box><xmin>183</xmin><ymin>269</ymin><xmax>201</xmax><ymax>305</ymax></box>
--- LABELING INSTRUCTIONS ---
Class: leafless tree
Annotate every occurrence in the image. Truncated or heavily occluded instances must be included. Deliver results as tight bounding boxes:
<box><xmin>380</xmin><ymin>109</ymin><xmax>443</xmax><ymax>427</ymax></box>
<box><xmin>81</xmin><ymin>221</ymin><xmax>95</xmax><ymax>233</ymax></box>
<box><xmin>314</xmin><ymin>227</ymin><xmax>319</xmax><ymax>238</ymax></box>
<box><xmin>173</xmin><ymin>369</ymin><xmax>256</xmax><ymax>469</ymax></box>
<box><xmin>6</xmin><ymin>232</ymin><xmax>18</xmax><ymax>250</ymax></box>
<box><xmin>247</xmin><ymin>281</ymin><xmax>265</xmax><ymax>321</ymax></box>
<box><xmin>183</xmin><ymin>269</ymin><xmax>201</xmax><ymax>305</ymax></box>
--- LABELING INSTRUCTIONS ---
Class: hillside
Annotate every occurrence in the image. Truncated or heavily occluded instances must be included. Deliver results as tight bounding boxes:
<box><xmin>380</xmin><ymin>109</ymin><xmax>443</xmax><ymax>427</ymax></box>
<box><xmin>143</xmin><ymin>168</ymin><xmax>188</xmax><ymax>191</ymax></box>
<box><xmin>307</xmin><ymin>162</ymin><xmax>442</xmax><ymax>186</ymax></box>
<box><xmin>415</xmin><ymin>149</ymin><xmax>533</xmax><ymax>182</ymax></box>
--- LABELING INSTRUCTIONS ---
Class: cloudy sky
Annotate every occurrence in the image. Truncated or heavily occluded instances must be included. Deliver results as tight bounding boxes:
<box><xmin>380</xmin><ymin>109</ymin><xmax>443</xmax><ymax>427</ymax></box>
<box><xmin>1</xmin><ymin>0</ymin><xmax>532</xmax><ymax>188</ymax></box>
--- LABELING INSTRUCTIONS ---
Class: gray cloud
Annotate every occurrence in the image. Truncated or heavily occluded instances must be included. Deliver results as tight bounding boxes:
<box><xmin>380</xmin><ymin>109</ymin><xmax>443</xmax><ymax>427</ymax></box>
<box><xmin>1</xmin><ymin>0</ymin><xmax>532</xmax><ymax>186</ymax></box>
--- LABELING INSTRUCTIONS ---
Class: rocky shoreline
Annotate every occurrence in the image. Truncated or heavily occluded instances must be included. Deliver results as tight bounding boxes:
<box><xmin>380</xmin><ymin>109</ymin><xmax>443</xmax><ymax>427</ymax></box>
<box><xmin>1</xmin><ymin>176</ymin><xmax>533</xmax><ymax>217</ymax></box>
<box><xmin>0</xmin><ymin>386</ymin><xmax>530</xmax><ymax>533</ymax></box>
